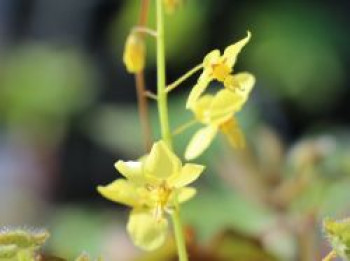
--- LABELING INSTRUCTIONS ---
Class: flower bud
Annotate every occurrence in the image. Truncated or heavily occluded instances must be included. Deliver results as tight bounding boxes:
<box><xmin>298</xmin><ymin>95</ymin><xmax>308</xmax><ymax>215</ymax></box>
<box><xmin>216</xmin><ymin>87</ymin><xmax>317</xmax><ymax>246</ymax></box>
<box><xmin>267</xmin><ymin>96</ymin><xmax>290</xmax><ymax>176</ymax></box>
<box><xmin>123</xmin><ymin>32</ymin><xmax>146</xmax><ymax>73</ymax></box>
<box><xmin>163</xmin><ymin>0</ymin><xmax>182</xmax><ymax>14</ymax></box>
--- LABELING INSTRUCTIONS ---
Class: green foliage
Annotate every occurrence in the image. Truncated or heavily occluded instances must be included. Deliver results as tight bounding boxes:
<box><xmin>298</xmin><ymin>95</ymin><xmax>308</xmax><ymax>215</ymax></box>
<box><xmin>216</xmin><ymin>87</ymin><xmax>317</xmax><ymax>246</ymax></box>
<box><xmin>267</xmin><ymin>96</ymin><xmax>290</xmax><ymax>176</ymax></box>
<box><xmin>0</xmin><ymin>43</ymin><xmax>97</xmax><ymax>144</ymax></box>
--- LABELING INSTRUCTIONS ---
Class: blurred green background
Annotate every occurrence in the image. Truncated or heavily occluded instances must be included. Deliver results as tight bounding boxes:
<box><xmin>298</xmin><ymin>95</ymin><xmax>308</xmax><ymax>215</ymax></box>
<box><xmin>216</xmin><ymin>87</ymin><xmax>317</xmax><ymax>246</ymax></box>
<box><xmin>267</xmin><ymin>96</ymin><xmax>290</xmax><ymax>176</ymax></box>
<box><xmin>0</xmin><ymin>0</ymin><xmax>350</xmax><ymax>260</ymax></box>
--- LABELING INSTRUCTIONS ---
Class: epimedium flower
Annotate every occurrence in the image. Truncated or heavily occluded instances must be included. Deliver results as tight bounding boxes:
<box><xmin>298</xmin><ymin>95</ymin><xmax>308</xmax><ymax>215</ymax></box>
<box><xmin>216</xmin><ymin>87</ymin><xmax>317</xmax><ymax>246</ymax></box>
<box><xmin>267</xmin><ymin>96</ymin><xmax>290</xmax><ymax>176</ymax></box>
<box><xmin>123</xmin><ymin>32</ymin><xmax>146</xmax><ymax>73</ymax></box>
<box><xmin>97</xmin><ymin>141</ymin><xmax>205</xmax><ymax>251</ymax></box>
<box><xmin>186</xmin><ymin>31</ymin><xmax>253</xmax><ymax>109</ymax></box>
<box><xmin>185</xmin><ymin>80</ymin><xmax>254</xmax><ymax>160</ymax></box>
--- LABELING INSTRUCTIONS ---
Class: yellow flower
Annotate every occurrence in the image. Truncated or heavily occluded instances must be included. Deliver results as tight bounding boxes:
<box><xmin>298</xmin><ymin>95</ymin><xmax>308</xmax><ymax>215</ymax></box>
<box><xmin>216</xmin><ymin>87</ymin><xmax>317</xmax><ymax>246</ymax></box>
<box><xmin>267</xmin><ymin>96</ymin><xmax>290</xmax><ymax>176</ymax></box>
<box><xmin>185</xmin><ymin>83</ymin><xmax>254</xmax><ymax>160</ymax></box>
<box><xmin>97</xmin><ymin>141</ymin><xmax>205</xmax><ymax>250</ymax></box>
<box><xmin>123</xmin><ymin>32</ymin><xmax>146</xmax><ymax>73</ymax></box>
<box><xmin>186</xmin><ymin>31</ymin><xmax>254</xmax><ymax>108</ymax></box>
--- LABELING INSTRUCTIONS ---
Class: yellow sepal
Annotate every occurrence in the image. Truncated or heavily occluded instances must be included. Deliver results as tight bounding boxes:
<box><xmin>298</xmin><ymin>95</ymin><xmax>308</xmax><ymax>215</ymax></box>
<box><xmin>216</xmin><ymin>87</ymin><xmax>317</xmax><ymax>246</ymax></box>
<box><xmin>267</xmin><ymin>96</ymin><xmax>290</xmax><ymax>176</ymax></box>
<box><xmin>127</xmin><ymin>209</ymin><xmax>168</xmax><ymax>251</ymax></box>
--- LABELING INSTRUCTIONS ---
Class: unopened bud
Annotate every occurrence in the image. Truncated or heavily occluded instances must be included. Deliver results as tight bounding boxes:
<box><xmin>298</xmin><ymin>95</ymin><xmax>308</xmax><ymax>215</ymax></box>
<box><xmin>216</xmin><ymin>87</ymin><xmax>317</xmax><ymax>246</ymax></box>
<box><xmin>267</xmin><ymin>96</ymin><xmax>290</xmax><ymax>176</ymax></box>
<box><xmin>123</xmin><ymin>32</ymin><xmax>146</xmax><ymax>73</ymax></box>
<box><xmin>163</xmin><ymin>0</ymin><xmax>183</xmax><ymax>14</ymax></box>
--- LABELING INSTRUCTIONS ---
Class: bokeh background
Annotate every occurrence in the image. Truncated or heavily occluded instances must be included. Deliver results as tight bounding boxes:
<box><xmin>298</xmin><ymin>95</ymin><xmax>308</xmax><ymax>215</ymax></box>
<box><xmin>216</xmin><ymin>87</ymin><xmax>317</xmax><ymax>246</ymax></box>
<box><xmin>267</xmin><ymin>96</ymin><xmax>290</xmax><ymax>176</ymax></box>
<box><xmin>1</xmin><ymin>0</ymin><xmax>350</xmax><ymax>260</ymax></box>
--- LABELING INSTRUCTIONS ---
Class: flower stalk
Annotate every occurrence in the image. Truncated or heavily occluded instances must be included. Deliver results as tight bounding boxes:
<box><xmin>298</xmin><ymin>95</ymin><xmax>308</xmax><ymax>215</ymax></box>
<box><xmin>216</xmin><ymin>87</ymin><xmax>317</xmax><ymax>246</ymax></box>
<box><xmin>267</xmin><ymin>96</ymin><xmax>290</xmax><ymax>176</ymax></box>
<box><xmin>171</xmin><ymin>206</ymin><xmax>189</xmax><ymax>261</ymax></box>
<box><xmin>166</xmin><ymin>64</ymin><xmax>203</xmax><ymax>93</ymax></box>
<box><xmin>156</xmin><ymin>0</ymin><xmax>188</xmax><ymax>260</ymax></box>
<box><xmin>156</xmin><ymin>0</ymin><xmax>172</xmax><ymax>147</ymax></box>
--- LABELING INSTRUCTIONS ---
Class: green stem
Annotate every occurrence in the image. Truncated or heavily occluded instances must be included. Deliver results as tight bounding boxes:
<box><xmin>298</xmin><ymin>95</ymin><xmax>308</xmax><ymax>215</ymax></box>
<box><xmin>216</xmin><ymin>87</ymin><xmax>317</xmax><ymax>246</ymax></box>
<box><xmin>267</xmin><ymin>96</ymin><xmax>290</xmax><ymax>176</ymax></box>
<box><xmin>171</xmin><ymin>209</ymin><xmax>188</xmax><ymax>261</ymax></box>
<box><xmin>166</xmin><ymin>64</ymin><xmax>203</xmax><ymax>93</ymax></box>
<box><xmin>156</xmin><ymin>1</ymin><xmax>188</xmax><ymax>260</ymax></box>
<box><xmin>156</xmin><ymin>0</ymin><xmax>172</xmax><ymax>147</ymax></box>
<box><xmin>173</xmin><ymin>119</ymin><xmax>197</xmax><ymax>136</ymax></box>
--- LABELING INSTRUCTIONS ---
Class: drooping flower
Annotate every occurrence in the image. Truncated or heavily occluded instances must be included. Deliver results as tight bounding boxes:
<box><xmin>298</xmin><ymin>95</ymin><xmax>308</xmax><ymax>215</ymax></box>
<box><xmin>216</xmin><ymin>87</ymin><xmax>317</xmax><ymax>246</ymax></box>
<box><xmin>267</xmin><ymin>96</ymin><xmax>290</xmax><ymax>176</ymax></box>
<box><xmin>123</xmin><ymin>32</ymin><xmax>146</xmax><ymax>73</ymax></box>
<box><xmin>186</xmin><ymin>31</ymin><xmax>254</xmax><ymax>108</ymax></box>
<box><xmin>97</xmin><ymin>141</ymin><xmax>205</xmax><ymax>250</ymax></box>
<box><xmin>185</xmin><ymin>81</ymin><xmax>254</xmax><ymax>160</ymax></box>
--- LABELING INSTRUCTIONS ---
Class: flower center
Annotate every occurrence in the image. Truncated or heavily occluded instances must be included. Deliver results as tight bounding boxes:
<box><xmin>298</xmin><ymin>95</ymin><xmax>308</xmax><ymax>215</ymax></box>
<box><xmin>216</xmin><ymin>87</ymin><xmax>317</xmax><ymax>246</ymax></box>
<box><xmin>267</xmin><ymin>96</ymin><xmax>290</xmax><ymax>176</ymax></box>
<box><xmin>147</xmin><ymin>183</ymin><xmax>172</xmax><ymax>221</ymax></box>
<box><xmin>211</xmin><ymin>62</ymin><xmax>231</xmax><ymax>82</ymax></box>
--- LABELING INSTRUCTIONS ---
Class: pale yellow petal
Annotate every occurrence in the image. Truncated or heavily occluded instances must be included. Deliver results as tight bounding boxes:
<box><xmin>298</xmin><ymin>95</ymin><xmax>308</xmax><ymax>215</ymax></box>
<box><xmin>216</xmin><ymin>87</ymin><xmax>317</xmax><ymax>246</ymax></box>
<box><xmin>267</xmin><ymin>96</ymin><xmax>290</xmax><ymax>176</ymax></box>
<box><xmin>209</xmin><ymin>89</ymin><xmax>244</xmax><ymax>125</ymax></box>
<box><xmin>168</xmin><ymin>187</ymin><xmax>197</xmax><ymax>206</ymax></box>
<box><xmin>223</xmin><ymin>31</ymin><xmax>251</xmax><ymax>68</ymax></box>
<box><xmin>127</xmin><ymin>209</ymin><xmax>168</xmax><ymax>251</ymax></box>
<box><xmin>224</xmin><ymin>73</ymin><xmax>255</xmax><ymax>104</ymax></box>
<box><xmin>186</xmin><ymin>71</ymin><xmax>212</xmax><ymax>109</ymax></box>
<box><xmin>114</xmin><ymin>160</ymin><xmax>144</xmax><ymax>184</ymax></box>
<box><xmin>203</xmin><ymin>49</ymin><xmax>220</xmax><ymax>67</ymax></box>
<box><xmin>144</xmin><ymin>141</ymin><xmax>181</xmax><ymax>180</ymax></box>
<box><xmin>185</xmin><ymin>126</ymin><xmax>218</xmax><ymax>160</ymax></box>
<box><xmin>220</xmin><ymin>118</ymin><xmax>246</xmax><ymax>148</ymax></box>
<box><xmin>191</xmin><ymin>94</ymin><xmax>214</xmax><ymax>123</ymax></box>
<box><xmin>177</xmin><ymin>187</ymin><xmax>197</xmax><ymax>203</ymax></box>
<box><xmin>168</xmin><ymin>164</ymin><xmax>205</xmax><ymax>188</ymax></box>
<box><xmin>97</xmin><ymin>179</ymin><xmax>139</xmax><ymax>207</ymax></box>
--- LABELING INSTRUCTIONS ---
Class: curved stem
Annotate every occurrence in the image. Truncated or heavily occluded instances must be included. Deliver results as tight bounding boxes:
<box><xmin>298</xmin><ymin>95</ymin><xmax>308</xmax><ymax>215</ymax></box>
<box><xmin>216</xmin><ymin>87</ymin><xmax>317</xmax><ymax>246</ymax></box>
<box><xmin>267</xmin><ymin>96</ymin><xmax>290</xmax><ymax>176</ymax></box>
<box><xmin>156</xmin><ymin>0</ymin><xmax>172</xmax><ymax>147</ymax></box>
<box><xmin>166</xmin><ymin>64</ymin><xmax>203</xmax><ymax>93</ymax></box>
<box><xmin>132</xmin><ymin>26</ymin><xmax>158</xmax><ymax>37</ymax></box>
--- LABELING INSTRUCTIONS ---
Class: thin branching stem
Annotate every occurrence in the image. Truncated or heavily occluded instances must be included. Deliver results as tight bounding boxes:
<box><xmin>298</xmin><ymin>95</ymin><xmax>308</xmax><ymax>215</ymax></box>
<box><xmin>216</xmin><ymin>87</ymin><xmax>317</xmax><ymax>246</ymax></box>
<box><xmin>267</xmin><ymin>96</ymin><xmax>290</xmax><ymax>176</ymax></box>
<box><xmin>173</xmin><ymin>120</ymin><xmax>197</xmax><ymax>136</ymax></box>
<box><xmin>132</xmin><ymin>26</ymin><xmax>158</xmax><ymax>37</ymax></box>
<box><xmin>166</xmin><ymin>64</ymin><xmax>203</xmax><ymax>93</ymax></box>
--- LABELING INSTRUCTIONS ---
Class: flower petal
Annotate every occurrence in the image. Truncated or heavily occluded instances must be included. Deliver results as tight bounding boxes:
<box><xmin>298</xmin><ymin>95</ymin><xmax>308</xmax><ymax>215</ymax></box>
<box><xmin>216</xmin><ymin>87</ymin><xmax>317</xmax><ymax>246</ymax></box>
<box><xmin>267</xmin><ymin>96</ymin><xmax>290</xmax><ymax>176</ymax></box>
<box><xmin>185</xmin><ymin>126</ymin><xmax>218</xmax><ymax>160</ymax></box>
<box><xmin>220</xmin><ymin>118</ymin><xmax>246</xmax><ymax>148</ymax></box>
<box><xmin>169</xmin><ymin>187</ymin><xmax>197</xmax><ymax>206</ymax></box>
<box><xmin>168</xmin><ymin>164</ymin><xmax>205</xmax><ymax>188</ymax></box>
<box><xmin>144</xmin><ymin>141</ymin><xmax>181</xmax><ymax>180</ymax></box>
<box><xmin>209</xmin><ymin>89</ymin><xmax>244</xmax><ymax>125</ymax></box>
<box><xmin>186</xmin><ymin>71</ymin><xmax>212</xmax><ymax>109</ymax></box>
<box><xmin>177</xmin><ymin>187</ymin><xmax>197</xmax><ymax>203</ymax></box>
<box><xmin>223</xmin><ymin>31</ymin><xmax>251</xmax><ymax>68</ymax></box>
<box><xmin>224</xmin><ymin>72</ymin><xmax>255</xmax><ymax>103</ymax></box>
<box><xmin>203</xmin><ymin>49</ymin><xmax>220</xmax><ymax>67</ymax></box>
<box><xmin>97</xmin><ymin>179</ymin><xmax>139</xmax><ymax>207</ymax></box>
<box><xmin>191</xmin><ymin>94</ymin><xmax>214</xmax><ymax>123</ymax></box>
<box><xmin>114</xmin><ymin>160</ymin><xmax>144</xmax><ymax>184</ymax></box>
<box><xmin>127</xmin><ymin>209</ymin><xmax>168</xmax><ymax>251</ymax></box>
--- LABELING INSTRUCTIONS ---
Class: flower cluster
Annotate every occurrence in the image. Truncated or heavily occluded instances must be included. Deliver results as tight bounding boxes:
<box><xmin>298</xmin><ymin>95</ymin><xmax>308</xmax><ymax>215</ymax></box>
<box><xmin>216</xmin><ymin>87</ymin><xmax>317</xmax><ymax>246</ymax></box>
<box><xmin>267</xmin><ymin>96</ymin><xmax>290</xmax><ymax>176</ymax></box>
<box><xmin>100</xmin><ymin>0</ymin><xmax>255</xmax><ymax>252</ymax></box>
<box><xmin>185</xmin><ymin>32</ymin><xmax>255</xmax><ymax>159</ymax></box>
<box><xmin>98</xmin><ymin>141</ymin><xmax>204</xmax><ymax>250</ymax></box>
